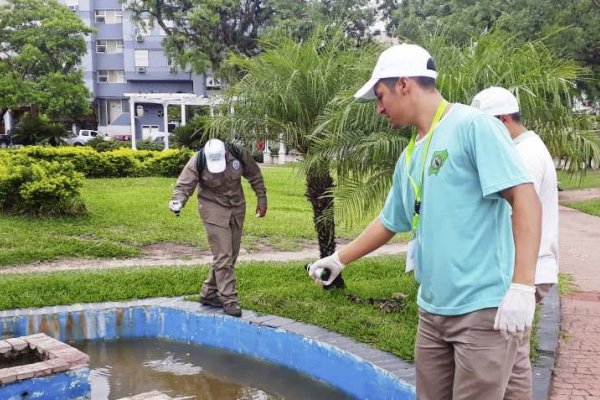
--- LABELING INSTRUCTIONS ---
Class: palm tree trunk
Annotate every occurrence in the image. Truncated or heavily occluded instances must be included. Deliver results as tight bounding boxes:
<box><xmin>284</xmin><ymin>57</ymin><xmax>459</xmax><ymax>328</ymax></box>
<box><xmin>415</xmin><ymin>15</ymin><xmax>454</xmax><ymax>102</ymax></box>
<box><xmin>305</xmin><ymin>169</ymin><xmax>345</xmax><ymax>289</ymax></box>
<box><xmin>305</xmin><ymin>170</ymin><xmax>336</xmax><ymax>257</ymax></box>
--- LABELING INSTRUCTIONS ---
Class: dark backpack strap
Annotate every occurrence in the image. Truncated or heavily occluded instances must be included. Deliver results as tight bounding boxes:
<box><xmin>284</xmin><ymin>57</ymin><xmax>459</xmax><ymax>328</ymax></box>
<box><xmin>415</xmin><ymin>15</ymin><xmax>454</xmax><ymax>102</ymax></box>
<box><xmin>196</xmin><ymin>149</ymin><xmax>206</xmax><ymax>173</ymax></box>
<box><xmin>225</xmin><ymin>143</ymin><xmax>246</xmax><ymax>168</ymax></box>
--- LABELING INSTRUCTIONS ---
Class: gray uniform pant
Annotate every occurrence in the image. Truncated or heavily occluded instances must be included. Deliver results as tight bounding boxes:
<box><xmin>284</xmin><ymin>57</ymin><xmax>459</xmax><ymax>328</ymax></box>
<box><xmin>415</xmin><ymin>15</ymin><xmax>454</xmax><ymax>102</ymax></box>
<box><xmin>200</xmin><ymin>214</ymin><xmax>243</xmax><ymax>304</ymax></box>
<box><xmin>416</xmin><ymin>308</ymin><xmax>528</xmax><ymax>400</ymax></box>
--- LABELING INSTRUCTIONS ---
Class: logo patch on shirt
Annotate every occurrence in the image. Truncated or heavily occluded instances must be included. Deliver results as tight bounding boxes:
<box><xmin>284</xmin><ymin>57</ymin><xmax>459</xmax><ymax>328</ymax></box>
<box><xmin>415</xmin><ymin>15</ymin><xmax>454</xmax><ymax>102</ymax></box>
<box><xmin>232</xmin><ymin>160</ymin><xmax>241</xmax><ymax>170</ymax></box>
<box><xmin>428</xmin><ymin>150</ymin><xmax>448</xmax><ymax>176</ymax></box>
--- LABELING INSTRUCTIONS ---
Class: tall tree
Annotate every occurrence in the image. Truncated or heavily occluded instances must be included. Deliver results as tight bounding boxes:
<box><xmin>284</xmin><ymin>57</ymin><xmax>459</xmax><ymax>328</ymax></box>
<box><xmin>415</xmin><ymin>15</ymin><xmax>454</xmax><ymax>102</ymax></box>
<box><xmin>0</xmin><ymin>0</ymin><xmax>93</xmax><ymax>117</ymax></box>
<box><xmin>209</xmin><ymin>28</ymin><xmax>380</xmax><ymax>259</ymax></box>
<box><xmin>378</xmin><ymin>0</ymin><xmax>600</xmax><ymax>97</ymax></box>
<box><xmin>125</xmin><ymin>0</ymin><xmax>376</xmax><ymax>74</ymax></box>
<box><xmin>125</xmin><ymin>0</ymin><xmax>273</xmax><ymax>74</ymax></box>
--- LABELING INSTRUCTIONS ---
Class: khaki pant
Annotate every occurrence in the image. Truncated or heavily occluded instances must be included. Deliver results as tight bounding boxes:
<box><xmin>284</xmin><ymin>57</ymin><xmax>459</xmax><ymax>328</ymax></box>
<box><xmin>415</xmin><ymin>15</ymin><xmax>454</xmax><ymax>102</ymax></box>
<box><xmin>504</xmin><ymin>283</ymin><xmax>555</xmax><ymax>400</ymax></box>
<box><xmin>416</xmin><ymin>308</ymin><xmax>528</xmax><ymax>400</ymax></box>
<box><xmin>200</xmin><ymin>214</ymin><xmax>243</xmax><ymax>305</ymax></box>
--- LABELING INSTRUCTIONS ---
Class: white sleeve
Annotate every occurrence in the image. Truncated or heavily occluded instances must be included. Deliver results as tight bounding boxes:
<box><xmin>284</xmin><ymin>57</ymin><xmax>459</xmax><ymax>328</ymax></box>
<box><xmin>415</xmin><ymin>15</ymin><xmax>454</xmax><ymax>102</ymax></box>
<box><xmin>516</xmin><ymin>143</ymin><xmax>544</xmax><ymax>194</ymax></box>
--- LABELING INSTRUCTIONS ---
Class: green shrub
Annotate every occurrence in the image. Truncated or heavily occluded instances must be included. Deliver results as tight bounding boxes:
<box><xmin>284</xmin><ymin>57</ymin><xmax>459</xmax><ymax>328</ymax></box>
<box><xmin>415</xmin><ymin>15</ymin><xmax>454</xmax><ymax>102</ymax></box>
<box><xmin>0</xmin><ymin>157</ymin><xmax>86</xmax><ymax>216</ymax></box>
<box><xmin>99</xmin><ymin>149</ymin><xmax>143</xmax><ymax>177</ymax></box>
<box><xmin>11</xmin><ymin>114</ymin><xmax>68</xmax><ymax>146</ymax></box>
<box><xmin>144</xmin><ymin>149</ymin><xmax>194</xmax><ymax>177</ymax></box>
<box><xmin>172</xmin><ymin>117</ymin><xmax>209</xmax><ymax>150</ymax></box>
<box><xmin>4</xmin><ymin>146</ymin><xmax>193</xmax><ymax>178</ymax></box>
<box><xmin>136</xmin><ymin>139</ymin><xmax>167</xmax><ymax>151</ymax></box>
<box><xmin>0</xmin><ymin>160</ymin><xmax>27</xmax><ymax>211</ymax></box>
<box><xmin>87</xmin><ymin>138</ymin><xmax>128</xmax><ymax>152</ymax></box>
<box><xmin>15</xmin><ymin>146</ymin><xmax>106</xmax><ymax>177</ymax></box>
<box><xmin>252</xmin><ymin>151</ymin><xmax>264</xmax><ymax>163</ymax></box>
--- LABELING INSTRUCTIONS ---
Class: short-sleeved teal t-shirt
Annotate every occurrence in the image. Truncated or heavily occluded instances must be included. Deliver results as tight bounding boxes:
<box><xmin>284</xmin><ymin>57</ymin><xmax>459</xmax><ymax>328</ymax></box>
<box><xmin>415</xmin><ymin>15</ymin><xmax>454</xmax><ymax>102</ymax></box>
<box><xmin>380</xmin><ymin>104</ymin><xmax>531</xmax><ymax>316</ymax></box>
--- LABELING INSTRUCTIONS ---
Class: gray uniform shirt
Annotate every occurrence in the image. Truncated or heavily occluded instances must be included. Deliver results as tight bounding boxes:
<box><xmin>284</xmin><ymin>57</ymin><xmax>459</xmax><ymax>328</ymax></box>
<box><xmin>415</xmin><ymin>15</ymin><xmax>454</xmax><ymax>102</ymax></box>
<box><xmin>172</xmin><ymin>148</ymin><xmax>267</xmax><ymax>228</ymax></box>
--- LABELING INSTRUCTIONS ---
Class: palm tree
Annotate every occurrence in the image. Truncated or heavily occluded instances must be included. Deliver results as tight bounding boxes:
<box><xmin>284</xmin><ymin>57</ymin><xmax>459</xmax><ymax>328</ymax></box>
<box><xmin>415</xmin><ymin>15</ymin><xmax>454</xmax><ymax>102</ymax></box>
<box><xmin>309</xmin><ymin>29</ymin><xmax>600</xmax><ymax>224</ymax></box>
<box><xmin>209</xmin><ymin>28</ymin><xmax>380</xmax><ymax>273</ymax></box>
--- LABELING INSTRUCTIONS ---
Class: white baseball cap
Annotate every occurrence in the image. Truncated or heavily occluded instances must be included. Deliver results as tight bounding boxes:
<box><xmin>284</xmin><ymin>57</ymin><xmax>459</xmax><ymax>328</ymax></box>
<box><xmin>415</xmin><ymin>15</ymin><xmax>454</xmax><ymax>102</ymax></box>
<box><xmin>205</xmin><ymin>139</ymin><xmax>226</xmax><ymax>173</ymax></box>
<box><xmin>354</xmin><ymin>43</ymin><xmax>438</xmax><ymax>100</ymax></box>
<box><xmin>471</xmin><ymin>87</ymin><xmax>520</xmax><ymax>116</ymax></box>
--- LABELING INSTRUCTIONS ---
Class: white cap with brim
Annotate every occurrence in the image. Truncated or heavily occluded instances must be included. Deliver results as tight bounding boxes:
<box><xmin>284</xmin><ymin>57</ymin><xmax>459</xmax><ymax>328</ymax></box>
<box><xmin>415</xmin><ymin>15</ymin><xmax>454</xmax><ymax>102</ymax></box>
<box><xmin>471</xmin><ymin>87</ymin><xmax>520</xmax><ymax>116</ymax></box>
<box><xmin>205</xmin><ymin>138</ymin><xmax>226</xmax><ymax>173</ymax></box>
<box><xmin>354</xmin><ymin>43</ymin><xmax>438</xmax><ymax>100</ymax></box>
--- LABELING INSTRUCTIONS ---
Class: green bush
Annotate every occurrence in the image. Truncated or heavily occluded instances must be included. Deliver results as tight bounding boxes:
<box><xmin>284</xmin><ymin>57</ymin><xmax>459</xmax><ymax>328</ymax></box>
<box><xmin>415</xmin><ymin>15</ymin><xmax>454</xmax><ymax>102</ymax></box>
<box><xmin>86</xmin><ymin>137</ymin><xmax>128</xmax><ymax>152</ymax></box>
<box><xmin>11</xmin><ymin>114</ymin><xmax>68</xmax><ymax>146</ymax></box>
<box><xmin>4</xmin><ymin>146</ymin><xmax>192</xmax><ymax>178</ymax></box>
<box><xmin>0</xmin><ymin>157</ymin><xmax>85</xmax><ymax>216</ymax></box>
<box><xmin>144</xmin><ymin>149</ymin><xmax>194</xmax><ymax>177</ymax></box>
<box><xmin>15</xmin><ymin>146</ymin><xmax>106</xmax><ymax>177</ymax></box>
<box><xmin>99</xmin><ymin>149</ymin><xmax>144</xmax><ymax>177</ymax></box>
<box><xmin>0</xmin><ymin>160</ymin><xmax>27</xmax><ymax>211</ymax></box>
<box><xmin>136</xmin><ymin>139</ymin><xmax>168</xmax><ymax>151</ymax></box>
<box><xmin>252</xmin><ymin>151</ymin><xmax>264</xmax><ymax>163</ymax></box>
<box><xmin>172</xmin><ymin>117</ymin><xmax>209</xmax><ymax>150</ymax></box>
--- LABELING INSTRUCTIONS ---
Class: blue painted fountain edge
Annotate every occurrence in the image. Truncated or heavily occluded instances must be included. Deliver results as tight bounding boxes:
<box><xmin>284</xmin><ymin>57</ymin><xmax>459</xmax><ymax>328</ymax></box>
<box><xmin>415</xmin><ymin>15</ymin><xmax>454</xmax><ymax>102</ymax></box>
<box><xmin>0</xmin><ymin>298</ymin><xmax>416</xmax><ymax>400</ymax></box>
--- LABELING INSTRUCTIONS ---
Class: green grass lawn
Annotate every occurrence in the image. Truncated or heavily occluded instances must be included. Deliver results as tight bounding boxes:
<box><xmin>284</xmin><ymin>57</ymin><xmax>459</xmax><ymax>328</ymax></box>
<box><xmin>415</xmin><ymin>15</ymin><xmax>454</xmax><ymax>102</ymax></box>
<box><xmin>556</xmin><ymin>170</ymin><xmax>600</xmax><ymax>217</ymax></box>
<box><xmin>0</xmin><ymin>256</ymin><xmax>420</xmax><ymax>362</ymax></box>
<box><xmin>0</xmin><ymin>166</ymin><xmax>391</xmax><ymax>267</ymax></box>
<box><xmin>557</xmin><ymin>170</ymin><xmax>600</xmax><ymax>190</ymax></box>
<box><xmin>563</xmin><ymin>198</ymin><xmax>600</xmax><ymax>217</ymax></box>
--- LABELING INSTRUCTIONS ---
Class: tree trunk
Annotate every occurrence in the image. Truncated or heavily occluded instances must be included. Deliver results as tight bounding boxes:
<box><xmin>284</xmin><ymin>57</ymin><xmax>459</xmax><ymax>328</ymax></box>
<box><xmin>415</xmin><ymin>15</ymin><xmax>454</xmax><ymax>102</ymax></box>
<box><xmin>305</xmin><ymin>168</ymin><xmax>345</xmax><ymax>289</ymax></box>
<box><xmin>305</xmin><ymin>170</ymin><xmax>336</xmax><ymax>258</ymax></box>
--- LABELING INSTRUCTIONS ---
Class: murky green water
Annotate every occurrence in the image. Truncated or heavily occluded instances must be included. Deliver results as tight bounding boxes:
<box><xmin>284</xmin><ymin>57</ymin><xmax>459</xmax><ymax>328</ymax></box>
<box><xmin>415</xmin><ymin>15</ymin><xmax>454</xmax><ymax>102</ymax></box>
<box><xmin>73</xmin><ymin>338</ymin><xmax>355</xmax><ymax>400</ymax></box>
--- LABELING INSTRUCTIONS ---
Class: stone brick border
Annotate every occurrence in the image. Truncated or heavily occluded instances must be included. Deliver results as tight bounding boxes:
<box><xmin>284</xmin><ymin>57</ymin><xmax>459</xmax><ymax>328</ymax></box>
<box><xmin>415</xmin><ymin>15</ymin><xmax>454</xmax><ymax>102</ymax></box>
<box><xmin>533</xmin><ymin>285</ymin><xmax>561</xmax><ymax>400</ymax></box>
<box><xmin>0</xmin><ymin>333</ymin><xmax>88</xmax><ymax>385</ymax></box>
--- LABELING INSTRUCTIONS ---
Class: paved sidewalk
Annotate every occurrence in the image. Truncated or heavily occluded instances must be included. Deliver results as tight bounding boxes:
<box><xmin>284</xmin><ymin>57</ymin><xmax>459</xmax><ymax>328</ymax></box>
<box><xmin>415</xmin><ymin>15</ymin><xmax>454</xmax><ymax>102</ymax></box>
<box><xmin>550</xmin><ymin>205</ymin><xmax>600</xmax><ymax>400</ymax></box>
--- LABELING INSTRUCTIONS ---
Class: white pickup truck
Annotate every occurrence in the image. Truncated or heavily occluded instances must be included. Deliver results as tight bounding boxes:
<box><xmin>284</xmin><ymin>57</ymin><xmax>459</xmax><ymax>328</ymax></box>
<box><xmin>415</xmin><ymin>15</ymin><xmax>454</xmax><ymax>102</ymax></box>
<box><xmin>65</xmin><ymin>130</ymin><xmax>106</xmax><ymax>146</ymax></box>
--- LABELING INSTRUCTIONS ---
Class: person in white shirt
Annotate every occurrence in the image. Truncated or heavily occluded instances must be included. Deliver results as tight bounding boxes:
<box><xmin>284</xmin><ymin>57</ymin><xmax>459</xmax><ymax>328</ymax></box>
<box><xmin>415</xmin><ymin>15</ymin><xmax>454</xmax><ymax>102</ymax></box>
<box><xmin>472</xmin><ymin>86</ymin><xmax>559</xmax><ymax>399</ymax></box>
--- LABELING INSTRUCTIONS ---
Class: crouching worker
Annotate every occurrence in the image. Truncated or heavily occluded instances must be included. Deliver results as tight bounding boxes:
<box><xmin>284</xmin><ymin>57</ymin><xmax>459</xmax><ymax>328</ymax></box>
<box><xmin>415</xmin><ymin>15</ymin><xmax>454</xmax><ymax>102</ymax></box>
<box><xmin>169</xmin><ymin>139</ymin><xmax>267</xmax><ymax>317</ymax></box>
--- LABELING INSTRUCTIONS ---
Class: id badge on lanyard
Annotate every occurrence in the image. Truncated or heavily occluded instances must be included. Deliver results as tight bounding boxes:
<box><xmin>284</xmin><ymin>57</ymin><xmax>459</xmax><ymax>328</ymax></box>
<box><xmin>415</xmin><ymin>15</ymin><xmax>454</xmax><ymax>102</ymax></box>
<box><xmin>404</xmin><ymin>100</ymin><xmax>448</xmax><ymax>273</ymax></box>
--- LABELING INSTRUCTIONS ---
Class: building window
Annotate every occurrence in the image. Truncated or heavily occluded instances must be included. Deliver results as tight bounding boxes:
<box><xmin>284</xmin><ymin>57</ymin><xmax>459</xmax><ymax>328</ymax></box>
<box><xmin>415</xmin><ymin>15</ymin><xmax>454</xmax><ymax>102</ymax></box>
<box><xmin>97</xmin><ymin>70</ymin><xmax>125</xmax><ymax>83</ymax></box>
<box><xmin>134</xmin><ymin>50</ymin><xmax>149</xmax><ymax>67</ymax></box>
<box><xmin>64</xmin><ymin>0</ymin><xmax>78</xmax><ymax>11</ymax></box>
<box><xmin>205</xmin><ymin>76</ymin><xmax>223</xmax><ymax>90</ymax></box>
<box><xmin>95</xmin><ymin>10</ymin><xmax>123</xmax><ymax>24</ymax></box>
<box><xmin>96</xmin><ymin>40</ymin><xmax>124</xmax><ymax>54</ymax></box>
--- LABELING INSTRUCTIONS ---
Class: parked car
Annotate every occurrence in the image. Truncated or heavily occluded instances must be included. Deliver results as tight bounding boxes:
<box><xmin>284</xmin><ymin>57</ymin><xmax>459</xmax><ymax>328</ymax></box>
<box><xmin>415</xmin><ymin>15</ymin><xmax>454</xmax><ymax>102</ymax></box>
<box><xmin>65</xmin><ymin>129</ymin><xmax>107</xmax><ymax>146</ymax></box>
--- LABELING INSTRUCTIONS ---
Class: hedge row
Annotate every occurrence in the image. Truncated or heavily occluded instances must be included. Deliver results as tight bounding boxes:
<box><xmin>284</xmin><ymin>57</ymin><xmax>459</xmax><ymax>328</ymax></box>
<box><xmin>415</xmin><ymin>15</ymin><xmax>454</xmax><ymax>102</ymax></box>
<box><xmin>2</xmin><ymin>146</ymin><xmax>194</xmax><ymax>178</ymax></box>
<box><xmin>0</xmin><ymin>147</ymin><xmax>194</xmax><ymax>215</ymax></box>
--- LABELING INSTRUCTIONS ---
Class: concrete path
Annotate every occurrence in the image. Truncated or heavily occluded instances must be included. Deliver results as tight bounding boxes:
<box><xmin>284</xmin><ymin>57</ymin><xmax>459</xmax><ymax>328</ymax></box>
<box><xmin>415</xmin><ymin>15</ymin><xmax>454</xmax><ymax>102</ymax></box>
<box><xmin>0</xmin><ymin>242</ymin><xmax>407</xmax><ymax>275</ymax></box>
<box><xmin>550</xmin><ymin>194</ymin><xmax>600</xmax><ymax>399</ymax></box>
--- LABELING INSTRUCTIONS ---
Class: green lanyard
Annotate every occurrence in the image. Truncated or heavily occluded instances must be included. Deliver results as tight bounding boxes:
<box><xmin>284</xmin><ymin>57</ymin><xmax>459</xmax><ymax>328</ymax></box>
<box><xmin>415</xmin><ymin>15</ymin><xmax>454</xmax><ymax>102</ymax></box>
<box><xmin>404</xmin><ymin>100</ymin><xmax>449</xmax><ymax>232</ymax></box>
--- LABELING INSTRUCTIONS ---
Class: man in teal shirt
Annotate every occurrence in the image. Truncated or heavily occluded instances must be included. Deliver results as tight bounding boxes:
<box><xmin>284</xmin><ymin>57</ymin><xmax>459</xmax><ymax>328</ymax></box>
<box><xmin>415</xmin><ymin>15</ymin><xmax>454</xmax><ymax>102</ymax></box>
<box><xmin>308</xmin><ymin>44</ymin><xmax>542</xmax><ymax>399</ymax></box>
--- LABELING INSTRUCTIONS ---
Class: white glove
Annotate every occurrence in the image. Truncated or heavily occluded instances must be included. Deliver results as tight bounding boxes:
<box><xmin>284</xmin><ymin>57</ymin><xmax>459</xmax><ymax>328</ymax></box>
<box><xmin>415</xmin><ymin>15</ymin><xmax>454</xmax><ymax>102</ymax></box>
<box><xmin>168</xmin><ymin>200</ymin><xmax>182</xmax><ymax>214</ymax></box>
<box><xmin>308</xmin><ymin>251</ymin><xmax>345</xmax><ymax>286</ymax></box>
<box><xmin>494</xmin><ymin>283</ymin><xmax>536</xmax><ymax>338</ymax></box>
